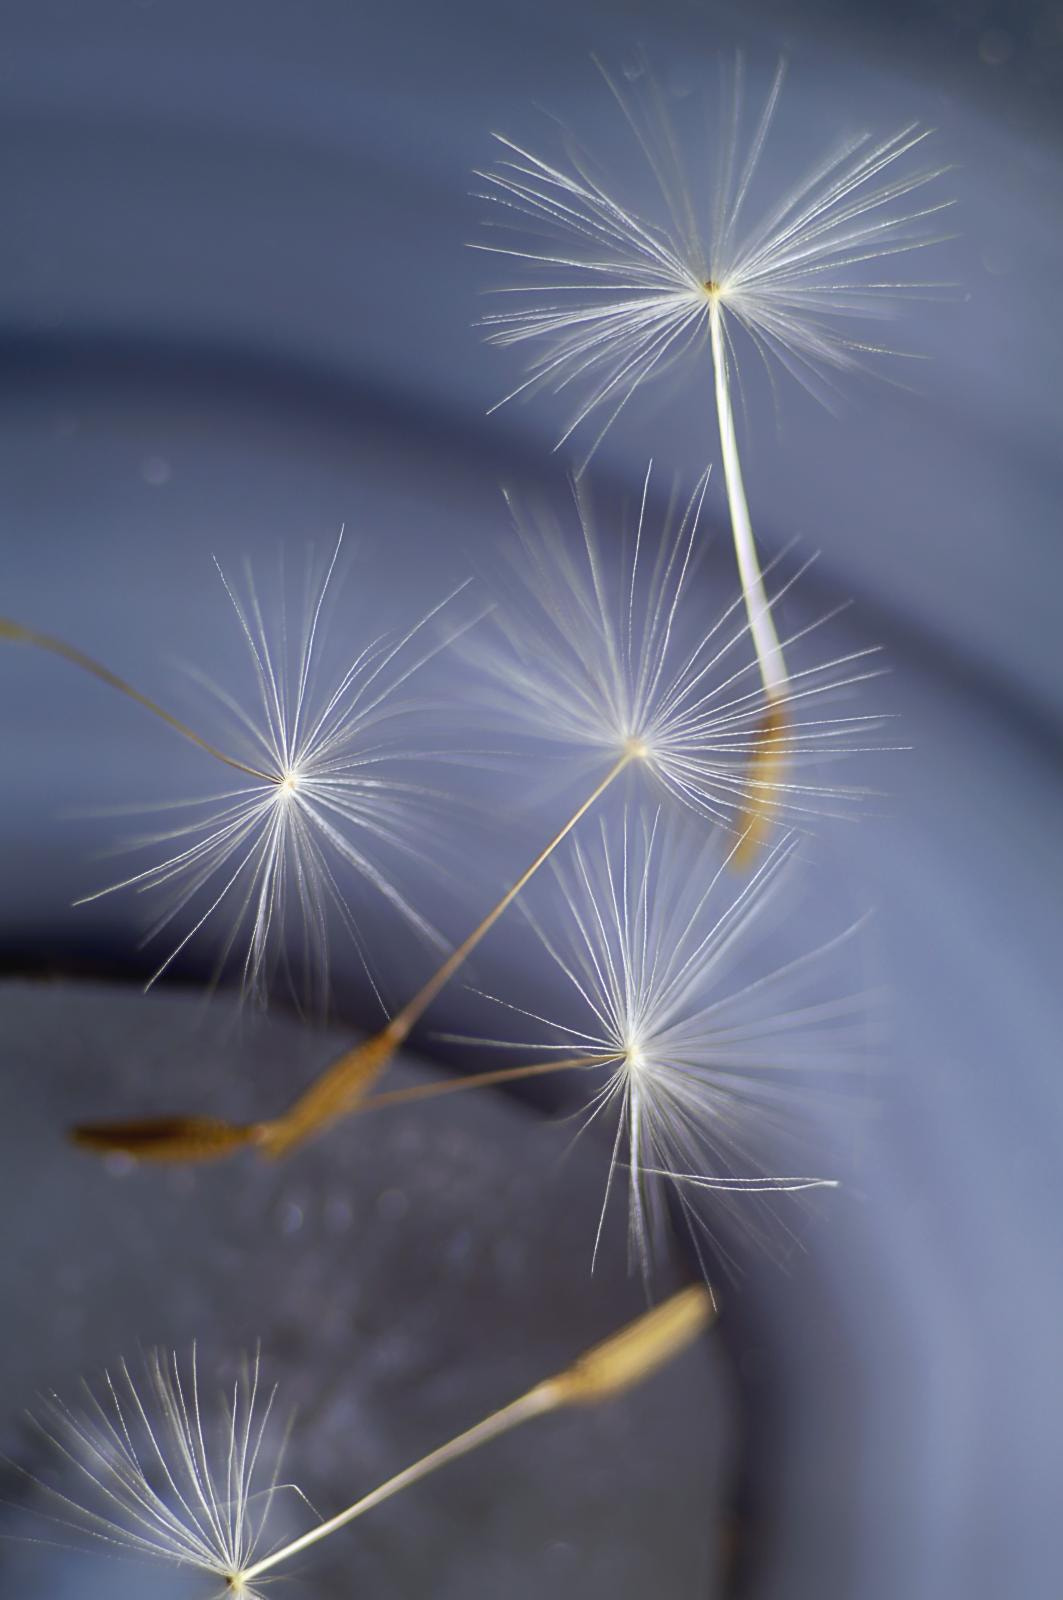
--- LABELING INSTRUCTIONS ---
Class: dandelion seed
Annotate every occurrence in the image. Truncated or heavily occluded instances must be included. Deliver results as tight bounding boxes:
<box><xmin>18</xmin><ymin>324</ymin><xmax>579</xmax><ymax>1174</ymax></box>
<box><xmin>5</xmin><ymin>532</ymin><xmax>479</xmax><ymax>1014</ymax></box>
<box><xmin>442</xmin><ymin>807</ymin><xmax>856</xmax><ymax>1281</ymax></box>
<box><xmin>20</xmin><ymin>1346</ymin><xmax>300</xmax><ymax>1598</ymax></box>
<box><xmin>19</xmin><ymin>1291</ymin><xmax>714</xmax><ymax>1593</ymax></box>
<box><xmin>470</xmin><ymin>461</ymin><xmax>885</xmax><ymax>840</ymax></box>
<box><xmin>474</xmin><ymin>55</ymin><xmax>949</xmax><ymax>755</ymax></box>
<box><xmin>73</xmin><ymin>471</ymin><xmax>881</xmax><ymax>1164</ymax></box>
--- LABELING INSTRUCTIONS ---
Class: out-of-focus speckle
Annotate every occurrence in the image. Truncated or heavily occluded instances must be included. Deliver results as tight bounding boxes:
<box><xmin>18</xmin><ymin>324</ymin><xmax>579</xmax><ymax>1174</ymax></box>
<box><xmin>979</xmin><ymin>27</ymin><xmax>1014</xmax><ymax>64</ymax></box>
<box><xmin>140</xmin><ymin>455</ymin><xmax>171</xmax><ymax>486</ymax></box>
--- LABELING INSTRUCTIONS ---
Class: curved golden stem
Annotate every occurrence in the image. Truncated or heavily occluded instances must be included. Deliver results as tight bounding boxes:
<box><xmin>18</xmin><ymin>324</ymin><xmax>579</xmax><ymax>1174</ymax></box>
<box><xmin>1</xmin><ymin>618</ymin><xmax>273</xmax><ymax>781</ymax></box>
<box><xmin>239</xmin><ymin>1284</ymin><xmax>714</xmax><ymax>1586</ymax></box>
<box><xmin>707</xmin><ymin>304</ymin><xmax>792</xmax><ymax>863</ymax></box>
<box><xmin>355</xmin><ymin>1052</ymin><xmax>619</xmax><ymax>1114</ymax></box>
<box><xmin>72</xmin><ymin>754</ymin><xmax>638</xmax><ymax>1164</ymax></box>
<box><xmin>731</xmin><ymin>696</ymin><xmax>790</xmax><ymax>868</ymax></box>
<box><xmin>70</xmin><ymin>1055</ymin><xmax>620</xmax><ymax>1163</ymax></box>
<box><xmin>262</xmin><ymin>749</ymin><xmax>633</xmax><ymax>1160</ymax></box>
<box><xmin>70</xmin><ymin>1115</ymin><xmax>266</xmax><ymax>1164</ymax></box>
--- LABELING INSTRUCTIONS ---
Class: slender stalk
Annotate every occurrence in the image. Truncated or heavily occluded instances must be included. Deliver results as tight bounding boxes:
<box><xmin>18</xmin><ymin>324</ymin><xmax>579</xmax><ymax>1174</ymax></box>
<box><xmin>707</xmin><ymin>299</ymin><xmax>790</xmax><ymax>861</ymax></box>
<box><xmin>389</xmin><ymin>748</ymin><xmax>638</xmax><ymax>1043</ymax></box>
<box><xmin>70</xmin><ymin>1055</ymin><xmax>620</xmax><ymax>1164</ymax></box>
<box><xmin>707</xmin><ymin>303</ymin><xmax>786</xmax><ymax>701</ymax></box>
<box><xmin>72</xmin><ymin>749</ymin><xmax>640</xmax><ymax>1163</ymax></box>
<box><xmin>0</xmin><ymin>618</ymin><xmax>272</xmax><ymax>782</ymax></box>
<box><xmin>239</xmin><ymin>1284</ymin><xmax>714</xmax><ymax>1587</ymax></box>
<box><xmin>356</xmin><ymin>1052</ymin><xmax>621</xmax><ymax>1114</ymax></box>
<box><xmin>241</xmin><ymin>1388</ymin><xmax>555</xmax><ymax>1583</ymax></box>
<box><xmin>260</xmin><ymin>746</ymin><xmax>637</xmax><ymax>1157</ymax></box>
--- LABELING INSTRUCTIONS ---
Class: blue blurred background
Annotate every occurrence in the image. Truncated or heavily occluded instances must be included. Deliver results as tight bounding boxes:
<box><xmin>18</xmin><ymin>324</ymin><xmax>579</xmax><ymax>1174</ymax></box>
<box><xmin>0</xmin><ymin>3</ymin><xmax>1061</xmax><ymax>1597</ymax></box>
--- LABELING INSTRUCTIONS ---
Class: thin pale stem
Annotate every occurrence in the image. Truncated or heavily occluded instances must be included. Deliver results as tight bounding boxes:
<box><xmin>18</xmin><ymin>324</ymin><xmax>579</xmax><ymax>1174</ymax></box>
<box><xmin>387</xmin><ymin>748</ymin><xmax>637</xmax><ymax>1044</ymax></box>
<box><xmin>259</xmin><ymin>747</ymin><xmax>637</xmax><ymax>1156</ymax></box>
<box><xmin>72</xmin><ymin>751</ymin><xmax>639</xmax><ymax>1163</ymax></box>
<box><xmin>69</xmin><ymin>1055</ymin><xmax>622</xmax><ymax>1163</ymax></box>
<box><xmin>707</xmin><ymin>301</ymin><xmax>790</xmax><ymax>863</ymax></box>
<box><xmin>240</xmin><ymin>1284</ymin><xmax>714</xmax><ymax>1586</ymax></box>
<box><xmin>356</xmin><ymin>1052</ymin><xmax>621</xmax><ymax>1114</ymax></box>
<box><xmin>241</xmin><ymin>1387</ymin><xmax>555</xmax><ymax>1583</ymax></box>
<box><xmin>0</xmin><ymin>617</ymin><xmax>272</xmax><ymax>782</ymax></box>
<box><xmin>707</xmin><ymin>304</ymin><xmax>787</xmax><ymax>703</ymax></box>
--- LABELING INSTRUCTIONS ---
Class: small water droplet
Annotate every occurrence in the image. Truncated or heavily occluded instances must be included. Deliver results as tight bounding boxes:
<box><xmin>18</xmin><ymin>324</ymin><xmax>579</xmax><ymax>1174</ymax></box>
<box><xmin>325</xmin><ymin>1194</ymin><xmax>354</xmax><ymax>1231</ymax></box>
<box><xmin>375</xmin><ymin>1187</ymin><xmax>409</xmax><ymax>1223</ymax></box>
<box><xmin>980</xmin><ymin>242</ymin><xmax>1013</xmax><ymax>276</ymax></box>
<box><xmin>446</xmin><ymin>1225</ymin><xmax>472</xmax><ymax>1264</ymax></box>
<box><xmin>979</xmin><ymin>27</ymin><xmax>1013</xmax><ymax>64</ymax></box>
<box><xmin>141</xmin><ymin>455</ymin><xmax>172</xmax><ymax>486</ymax></box>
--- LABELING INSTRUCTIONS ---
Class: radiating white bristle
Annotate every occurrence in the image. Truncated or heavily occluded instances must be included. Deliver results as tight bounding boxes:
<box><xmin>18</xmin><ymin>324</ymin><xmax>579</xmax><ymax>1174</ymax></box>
<box><xmin>22</xmin><ymin>1346</ymin><xmax>306</xmax><ymax>1599</ymax></box>
<box><xmin>467</xmin><ymin>464</ymin><xmax>888</xmax><ymax>836</ymax></box>
<box><xmin>74</xmin><ymin>532</ymin><xmax>480</xmax><ymax>1014</ymax></box>
<box><xmin>474</xmin><ymin>56</ymin><xmax>952</xmax><ymax>466</ymax></box>
<box><xmin>451</xmin><ymin>806</ymin><xmax>863</xmax><ymax>1281</ymax></box>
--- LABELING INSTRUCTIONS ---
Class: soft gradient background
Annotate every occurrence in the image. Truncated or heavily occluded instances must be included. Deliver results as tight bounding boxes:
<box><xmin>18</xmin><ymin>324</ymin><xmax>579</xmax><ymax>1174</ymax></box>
<box><xmin>1</xmin><ymin>3</ymin><xmax>1060</xmax><ymax>1598</ymax></box>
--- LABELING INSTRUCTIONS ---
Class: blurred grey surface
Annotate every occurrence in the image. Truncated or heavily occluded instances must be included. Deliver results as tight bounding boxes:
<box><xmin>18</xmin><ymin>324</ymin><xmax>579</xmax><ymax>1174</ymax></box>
<box><xmin>0</xmin><ymin>3</ymin><xmax>1061</xmax><ymax>1599</ymax></box>
<box><xmin>0</xmin><ymin>982</ymin><xmax>730</xmax><ymax>1599</ymax></box>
